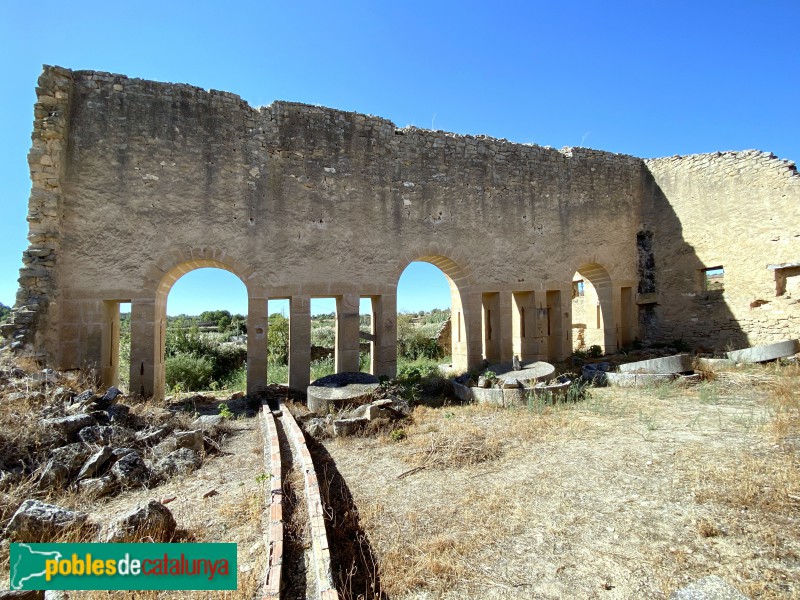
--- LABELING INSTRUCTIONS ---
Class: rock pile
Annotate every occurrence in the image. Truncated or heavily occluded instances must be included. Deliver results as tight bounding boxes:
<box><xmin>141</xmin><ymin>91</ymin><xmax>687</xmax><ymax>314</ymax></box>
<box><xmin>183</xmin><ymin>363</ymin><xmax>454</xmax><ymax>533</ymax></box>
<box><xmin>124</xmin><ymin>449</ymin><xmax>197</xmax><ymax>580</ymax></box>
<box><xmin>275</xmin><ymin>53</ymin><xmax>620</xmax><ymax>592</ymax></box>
<box><xmin>0</xmin><ymin>363</ymin><xmax>228</xmax><ymax>504</ymax></box>
<box><xmin>302</xmin><ymin>397</ymin><xmax>409</xmax><ymax>438</ymax></box>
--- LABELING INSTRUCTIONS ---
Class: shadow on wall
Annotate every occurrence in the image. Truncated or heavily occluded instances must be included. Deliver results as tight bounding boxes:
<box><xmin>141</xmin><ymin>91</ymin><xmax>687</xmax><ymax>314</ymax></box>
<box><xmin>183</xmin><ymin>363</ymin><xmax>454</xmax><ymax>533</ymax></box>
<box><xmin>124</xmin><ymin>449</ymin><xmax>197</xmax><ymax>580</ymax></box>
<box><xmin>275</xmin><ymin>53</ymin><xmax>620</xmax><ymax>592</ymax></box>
<box><xmin>640</xmin><ymin>173</ymin><xmax>744</xmax><ymax>352</ymax></box>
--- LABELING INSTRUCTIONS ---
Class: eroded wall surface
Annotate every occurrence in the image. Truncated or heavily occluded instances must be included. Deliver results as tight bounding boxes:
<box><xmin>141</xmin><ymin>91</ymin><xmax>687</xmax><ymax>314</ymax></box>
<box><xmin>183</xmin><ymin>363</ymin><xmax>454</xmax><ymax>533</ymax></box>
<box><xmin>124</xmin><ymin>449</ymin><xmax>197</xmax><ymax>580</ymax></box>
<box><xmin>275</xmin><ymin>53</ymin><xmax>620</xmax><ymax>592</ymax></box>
<box><xmin>4</xmin><ymin>65</ymin><xmax>799</xmax><ymax>392</ymax></box>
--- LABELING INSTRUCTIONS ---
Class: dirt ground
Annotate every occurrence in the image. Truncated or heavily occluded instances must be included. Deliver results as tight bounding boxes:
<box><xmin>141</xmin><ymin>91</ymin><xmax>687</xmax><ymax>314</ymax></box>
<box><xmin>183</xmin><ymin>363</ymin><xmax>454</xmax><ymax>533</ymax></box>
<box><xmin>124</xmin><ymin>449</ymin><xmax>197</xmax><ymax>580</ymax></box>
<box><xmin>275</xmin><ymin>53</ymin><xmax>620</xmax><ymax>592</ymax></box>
<box><xmin>320</xmin><ymin>367</ymin><xmax>800</xmax><ymax>599</ymax></box>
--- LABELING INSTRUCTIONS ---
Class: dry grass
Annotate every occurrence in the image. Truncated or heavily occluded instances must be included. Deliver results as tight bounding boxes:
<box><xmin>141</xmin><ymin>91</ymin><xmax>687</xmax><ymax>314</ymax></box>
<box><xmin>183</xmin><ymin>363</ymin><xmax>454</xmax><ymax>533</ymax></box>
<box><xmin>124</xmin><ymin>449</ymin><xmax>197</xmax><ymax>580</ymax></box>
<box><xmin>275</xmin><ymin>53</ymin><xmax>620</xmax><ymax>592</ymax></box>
<box><xmin>325</xmin><ymin>363</ymin><xmax>800</xmax><ymax>599</ymax></box>
<box><xmin>406</xmin><ymin>425</ymin><xmax>502</xmax><ymax>470</ymax></box>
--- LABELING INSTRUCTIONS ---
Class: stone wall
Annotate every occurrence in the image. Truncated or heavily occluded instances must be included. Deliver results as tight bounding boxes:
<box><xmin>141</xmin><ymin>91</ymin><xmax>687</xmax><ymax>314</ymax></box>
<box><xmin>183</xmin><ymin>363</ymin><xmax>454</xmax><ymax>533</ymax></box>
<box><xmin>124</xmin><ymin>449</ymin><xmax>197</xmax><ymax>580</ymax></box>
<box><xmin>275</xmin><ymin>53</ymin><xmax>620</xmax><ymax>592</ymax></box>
<box><xmin>643</xmin><ymin>151</ymin><xmax>800</xmax><ymax>349</ymax></box>
<box><xmin>5</xmin><ymin>65</ymin><xmax>800</xmax><ymax>395</ymax></box>
<box><xmin>2</xmin><ymin>66</ymin><xmax>74</xmax><ymax>358</ymax></box>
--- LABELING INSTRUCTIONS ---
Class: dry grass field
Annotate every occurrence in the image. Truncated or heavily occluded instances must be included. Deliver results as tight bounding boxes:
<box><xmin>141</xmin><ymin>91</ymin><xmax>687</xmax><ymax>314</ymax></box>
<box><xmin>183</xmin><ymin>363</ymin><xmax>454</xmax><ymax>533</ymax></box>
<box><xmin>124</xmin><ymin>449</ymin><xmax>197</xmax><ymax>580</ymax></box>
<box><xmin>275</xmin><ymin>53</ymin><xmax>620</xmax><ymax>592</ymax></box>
<box><xmin>1</xmin><ymin>353</ymin><xmax>798</xmax><ymax>599</ymax></box>
<box><xmin>322</xmin><ymin>364</ymin><xmax>800</xmax><ymax>599</ymax></box>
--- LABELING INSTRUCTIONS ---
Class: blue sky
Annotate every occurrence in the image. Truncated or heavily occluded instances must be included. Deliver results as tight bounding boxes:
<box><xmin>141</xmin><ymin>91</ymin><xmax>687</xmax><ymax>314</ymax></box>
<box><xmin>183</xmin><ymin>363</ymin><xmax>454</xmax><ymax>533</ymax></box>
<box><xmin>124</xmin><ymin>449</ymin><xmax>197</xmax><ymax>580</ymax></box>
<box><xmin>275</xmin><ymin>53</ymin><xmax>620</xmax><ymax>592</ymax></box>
<box><xmin>1</xmin><ymin>1</ymin><xmax>798</xmax><ymax>316</ymax></box>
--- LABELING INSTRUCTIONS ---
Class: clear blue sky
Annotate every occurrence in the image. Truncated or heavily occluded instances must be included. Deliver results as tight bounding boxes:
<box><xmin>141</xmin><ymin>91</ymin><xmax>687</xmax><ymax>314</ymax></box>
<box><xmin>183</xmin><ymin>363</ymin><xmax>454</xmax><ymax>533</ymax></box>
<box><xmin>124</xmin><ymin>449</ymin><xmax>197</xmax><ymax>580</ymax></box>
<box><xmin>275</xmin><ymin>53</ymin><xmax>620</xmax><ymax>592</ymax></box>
<box><xmin>1</xmin><ymin>1</ymin><xmax>798</xmax><ymax>316</ymax></box>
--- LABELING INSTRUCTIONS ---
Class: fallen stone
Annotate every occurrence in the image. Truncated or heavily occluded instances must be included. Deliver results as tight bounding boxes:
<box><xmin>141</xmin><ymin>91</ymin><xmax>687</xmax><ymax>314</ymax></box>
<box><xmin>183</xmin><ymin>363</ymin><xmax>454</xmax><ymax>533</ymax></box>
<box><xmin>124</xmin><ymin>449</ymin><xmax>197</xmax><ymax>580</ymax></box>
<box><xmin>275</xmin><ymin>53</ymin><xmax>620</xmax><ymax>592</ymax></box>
<box><xmin>76</xmin><ymin>446</ymin><xmax>113</xmax><ymax>480</ymax></box>
<box><xmin>160</xmin><ymin>496</ymin><xmax>177</xmax><ymax>505</ymax></box>
<box><xmin>111</xmin><ymin>447</ymin><xmax>137</xmax><ymax>461</ymax></box>
<box><xmin>174</xmin><ymin>429</ymin><xmax>204</xmax><ymax>452</ymax></box>
<box><xmin>96</xmin><ymin>386</ymin><xmax>121</xmax><ymax>409</ymax></box>
<box><xmin>88</xmin><ymin>410</ymin><xmax>112</xmax><ymax>427</ymax></box>
<box><xmin>333</xmin><ymin>417</ymin><xmax>369</xmax><ymax>436</ymax></box>
<box><xmin>305</xmin><ymin>417</ymin><xmax>328</xmax><ymax>438</ymax></box>
<box><xmin>668</xmin><ymin>575</ymin><xmax>749</xmax><ymax>600</ymax></box>
<box><xmin>501</xmin><ymin>378</ymin><xmax>522</xmax><ymax>389</ymax></box>
<box><xmin>65</xmin><ymin>390</ymin><xmax>96</xmax><ymax>414</ymax></box>
<box><xmin>365</xmin><ymin>404</ymin><xmax>394</xmax><ymax>420</ymax></box>
<box><xmin>136</xmin><ymin>427</ymin><xmax>169</xmax><ymax>446</ymax></box>
<box><xmin>38</xmin><ymin>460</ymin><xmax>70</xmax><ymax>489</ymax></box>
<box><xmin>76</xmin><ymin>475</ymin><xmax>116</xmax><ymax>499</ymax></box>
<box><xmin>350</xmin><ymin>404</ymin><xmax>369</xmax><ymax>418</ymax></box>
<box><xmin>4</xmin><ymin>499</ymin><xmax>88</xmax><ymax>542</ymax></box>
<box><xmin>203</xmin><ymin>489</ymin><xmax>218</xmax><ymax>498</ymax></box>
<box><xmin>111</xmin><ymin>452</ymin><xmax>151</xmax><ymax>489</ymax></box>
<box><xmin>103</xmin><ymin>500</ymin><xmax>176</xmax><ymax>543</ymax></box>
<box><xmin>477</xmin><ymin>376</ymin><xmax>490</xmax><ymax>388</ymax></box>
<box><xmin>107</xmin><ymin>403</ymin><xmax>130</xmax><ymax>423</ymax></box>
<box><xmin>153</xmin><ymin>448</ymin><xmax>202</xmax><ymax>478</ymax></box>
<box><xmin>48</xmin><ymin>443</ymin><xmax>92</xmax><ymax>474</ymax></box>
<box><xmin>78</xmin><ymin>425</ymin><xmax>114</xmax><ymax>445</ymax></box>
<box><xmin>191</xmin><ymin>414</ymin><xmax>223</xmax><ymax>432</ymax></box>
<box><xmin>151</xmin><ymin>436</ymin><xmax>178</xmax><ymax>458</ymax></box>
<box><xmin>42</xmin><ymin>414</ymin><xmax>95</xmax><ymax>438</ymax></box>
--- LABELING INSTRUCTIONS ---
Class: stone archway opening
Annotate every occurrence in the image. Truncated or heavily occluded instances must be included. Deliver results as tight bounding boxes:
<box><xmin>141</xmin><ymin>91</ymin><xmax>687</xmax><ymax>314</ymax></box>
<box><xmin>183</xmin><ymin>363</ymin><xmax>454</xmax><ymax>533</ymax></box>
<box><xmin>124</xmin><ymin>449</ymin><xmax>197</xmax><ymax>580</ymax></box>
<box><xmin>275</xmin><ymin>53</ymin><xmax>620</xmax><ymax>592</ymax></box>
<box><xmin>572</xmin><ymin>263</ymin><xmax>614</xmax><ymax>354</ymax></box>
<box><xmin>156</xmin><ymin>264</ymin><xmax>250</xmax><ymax>397</ymax></box>
<box><xmin>397</xmin><ymin>258</ymin><xmax>469</xmax><ymax>372</ymax></box>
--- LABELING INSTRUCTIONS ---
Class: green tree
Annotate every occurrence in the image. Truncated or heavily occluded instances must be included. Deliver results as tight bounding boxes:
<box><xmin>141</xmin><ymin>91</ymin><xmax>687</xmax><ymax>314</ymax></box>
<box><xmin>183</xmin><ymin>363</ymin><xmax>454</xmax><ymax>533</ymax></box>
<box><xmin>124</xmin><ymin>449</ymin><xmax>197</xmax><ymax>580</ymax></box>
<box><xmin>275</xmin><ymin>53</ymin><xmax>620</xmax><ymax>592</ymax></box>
<box><xmin>0</xmin><ymin>302</ymin><xmax>11</xmax><ymax>323</ymax></box>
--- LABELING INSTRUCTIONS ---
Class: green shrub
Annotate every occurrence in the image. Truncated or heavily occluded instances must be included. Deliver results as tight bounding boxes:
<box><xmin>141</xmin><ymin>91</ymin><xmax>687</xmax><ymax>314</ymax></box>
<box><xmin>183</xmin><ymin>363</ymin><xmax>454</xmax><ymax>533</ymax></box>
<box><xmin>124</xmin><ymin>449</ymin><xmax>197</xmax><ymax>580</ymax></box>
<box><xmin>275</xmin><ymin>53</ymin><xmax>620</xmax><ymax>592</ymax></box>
<box><xmin>310</xmin><ymin>356</ymin><xmax>336</xmax><ymax>381</ymax></box>
<box><xmin>267</xmin><ymin>362</ymin><xmax>288</xmax><ymax>385</ymax></box>
<box><xmin>211</xmin><ymin>343</ymin><xmax>247</xmax><ymax>382</ymax></box>
<box><xmin>311</xmin><ymin>325</ymin><xmax>336</xmax><ymax>348</ymax></box>
<box><xmin>165</xmin><ymin>352</ymin><xmax>214</xmax><ymax>391</ymax></box>
<box><xmin>267</xmin><ymin>313</ymin><xmax>289</xmax><ymax>364</ymax></box>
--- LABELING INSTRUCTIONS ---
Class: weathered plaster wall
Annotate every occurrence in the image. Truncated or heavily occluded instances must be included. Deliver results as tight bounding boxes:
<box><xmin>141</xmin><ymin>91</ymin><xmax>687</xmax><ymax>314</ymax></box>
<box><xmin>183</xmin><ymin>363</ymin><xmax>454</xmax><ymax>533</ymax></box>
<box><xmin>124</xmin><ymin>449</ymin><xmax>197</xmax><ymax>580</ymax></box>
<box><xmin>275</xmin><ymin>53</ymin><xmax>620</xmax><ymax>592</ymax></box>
<box><xmin>643</xmin><ymin>151</ymin><xmax>800</xmax><ymax>349</ymax></box>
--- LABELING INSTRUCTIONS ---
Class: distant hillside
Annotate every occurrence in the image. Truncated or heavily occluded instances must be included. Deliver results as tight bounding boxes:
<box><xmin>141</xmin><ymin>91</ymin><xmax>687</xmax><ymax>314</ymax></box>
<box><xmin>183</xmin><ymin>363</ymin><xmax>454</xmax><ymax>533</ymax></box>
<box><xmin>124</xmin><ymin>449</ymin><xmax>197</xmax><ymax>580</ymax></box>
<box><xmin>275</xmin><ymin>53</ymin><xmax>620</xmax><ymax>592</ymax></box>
<box><xmin>0</xmin><ymin>302</ymin><xmax>10</xmax><ymax>324</ymax></box>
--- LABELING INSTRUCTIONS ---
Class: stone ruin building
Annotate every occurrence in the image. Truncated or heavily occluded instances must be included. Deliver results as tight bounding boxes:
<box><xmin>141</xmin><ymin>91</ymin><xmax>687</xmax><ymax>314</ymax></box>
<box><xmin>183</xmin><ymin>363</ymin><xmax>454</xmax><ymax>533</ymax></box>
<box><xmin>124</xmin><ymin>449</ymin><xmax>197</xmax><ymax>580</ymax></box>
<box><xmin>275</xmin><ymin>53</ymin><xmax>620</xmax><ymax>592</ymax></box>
<box><xmin>3</xmin><ymin>65</ymin><xmax>799</xmax><ymax>399</ymax></box>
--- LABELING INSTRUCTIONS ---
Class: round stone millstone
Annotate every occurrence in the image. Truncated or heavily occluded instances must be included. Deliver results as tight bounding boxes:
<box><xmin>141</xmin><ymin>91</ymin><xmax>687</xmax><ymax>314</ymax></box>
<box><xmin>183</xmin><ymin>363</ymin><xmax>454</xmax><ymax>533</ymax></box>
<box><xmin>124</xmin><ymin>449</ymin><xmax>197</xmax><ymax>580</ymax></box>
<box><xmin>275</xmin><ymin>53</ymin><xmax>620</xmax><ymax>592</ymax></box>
<box><xmin>306</xmin><ymin>372</ymin><xmax>380</xmax><ymax>413</ymax></box>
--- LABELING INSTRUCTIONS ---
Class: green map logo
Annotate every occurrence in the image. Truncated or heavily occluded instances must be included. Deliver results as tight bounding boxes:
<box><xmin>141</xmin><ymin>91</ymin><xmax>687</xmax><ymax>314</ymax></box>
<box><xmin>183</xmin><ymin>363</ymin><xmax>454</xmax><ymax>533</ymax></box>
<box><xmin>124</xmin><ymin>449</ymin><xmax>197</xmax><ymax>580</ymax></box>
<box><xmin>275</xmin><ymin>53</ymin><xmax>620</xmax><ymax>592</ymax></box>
<box><xmin>10</xmin><ymin>543</ymin><xmax>237</xmax><ymax>591</ymax></box>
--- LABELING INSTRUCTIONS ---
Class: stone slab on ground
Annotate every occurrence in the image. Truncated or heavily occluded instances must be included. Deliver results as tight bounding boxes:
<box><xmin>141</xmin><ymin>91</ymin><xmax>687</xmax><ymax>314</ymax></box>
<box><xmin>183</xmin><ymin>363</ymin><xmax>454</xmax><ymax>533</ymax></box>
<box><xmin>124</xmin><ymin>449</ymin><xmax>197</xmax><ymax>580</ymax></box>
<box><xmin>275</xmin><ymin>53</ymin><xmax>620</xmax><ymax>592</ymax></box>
<box><xmin>726</xmin><ymin>339</ymin><xmax>800</xmax><ymax>364</ymax></box>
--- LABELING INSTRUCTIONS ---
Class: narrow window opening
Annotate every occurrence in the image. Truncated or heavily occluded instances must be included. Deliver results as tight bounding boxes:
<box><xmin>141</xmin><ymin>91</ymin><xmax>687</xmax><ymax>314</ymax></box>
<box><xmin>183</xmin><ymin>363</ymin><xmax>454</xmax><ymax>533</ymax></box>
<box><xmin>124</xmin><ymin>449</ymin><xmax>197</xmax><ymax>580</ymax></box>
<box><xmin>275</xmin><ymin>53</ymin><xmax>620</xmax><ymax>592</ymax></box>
<box><xmin>703</xmin><ymin>266</ymin><xmax>724</xmax><ymax>291</ymax></box>
<box><xmin>520</xmin><ymin>307</ymin><xmax>526</xmax><ymax>338</ymax></box>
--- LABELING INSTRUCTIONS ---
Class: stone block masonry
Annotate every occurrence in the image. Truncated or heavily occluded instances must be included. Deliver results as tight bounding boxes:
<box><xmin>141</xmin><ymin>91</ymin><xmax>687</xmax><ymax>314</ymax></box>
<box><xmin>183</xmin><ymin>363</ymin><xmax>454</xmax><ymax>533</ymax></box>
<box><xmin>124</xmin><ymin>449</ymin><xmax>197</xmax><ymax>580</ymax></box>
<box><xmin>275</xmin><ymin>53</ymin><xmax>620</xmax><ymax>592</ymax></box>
<box><xmin>5</xmin><ymin>65</ymin><xmax>800</xmax><ymax>397</ymax></box>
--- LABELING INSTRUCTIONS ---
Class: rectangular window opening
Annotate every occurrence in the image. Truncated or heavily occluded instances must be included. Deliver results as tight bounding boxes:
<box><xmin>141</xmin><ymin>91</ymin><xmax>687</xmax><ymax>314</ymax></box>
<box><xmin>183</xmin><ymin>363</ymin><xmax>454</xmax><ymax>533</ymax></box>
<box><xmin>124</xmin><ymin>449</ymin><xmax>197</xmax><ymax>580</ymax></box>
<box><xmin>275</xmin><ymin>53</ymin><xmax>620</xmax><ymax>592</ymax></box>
<box><xmin>703</xmin><ymin>266</ymin><xmax>724</xmax><ymax>292</ymax></box>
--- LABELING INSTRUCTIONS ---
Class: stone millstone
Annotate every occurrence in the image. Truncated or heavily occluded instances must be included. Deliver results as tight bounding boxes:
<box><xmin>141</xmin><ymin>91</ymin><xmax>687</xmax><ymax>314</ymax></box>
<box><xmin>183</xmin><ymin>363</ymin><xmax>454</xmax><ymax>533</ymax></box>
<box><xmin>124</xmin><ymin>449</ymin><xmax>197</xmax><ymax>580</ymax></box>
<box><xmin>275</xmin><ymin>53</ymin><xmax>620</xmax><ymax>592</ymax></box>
<box><xmin>618</xmin><ymin>354</ymin><xmax>694</xmax><ymax>374</ymax></box>
<box><xmin>726</xmin><ymin>339</ymin><xmax>800</xmax><ymax>364</ymax></box>
<box><xmin>491</xmin><ymin>361</ymin><xmax>556</xmax><ymax>385</ymax></box>
<box><xmin>307</xmin><ymin>372</ymin><xmax>380</xmax><ymax>413</ymax></box>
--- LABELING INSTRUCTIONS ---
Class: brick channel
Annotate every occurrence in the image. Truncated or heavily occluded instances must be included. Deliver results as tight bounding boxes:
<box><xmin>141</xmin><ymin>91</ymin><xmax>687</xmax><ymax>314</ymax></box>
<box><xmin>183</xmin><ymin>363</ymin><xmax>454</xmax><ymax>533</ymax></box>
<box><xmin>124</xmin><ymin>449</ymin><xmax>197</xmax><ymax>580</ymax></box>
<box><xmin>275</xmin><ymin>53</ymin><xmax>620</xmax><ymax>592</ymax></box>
<box><xmin>260</xmin><ymin>401</ymin><xmax>339</xmax><ymax>600</ymax></box>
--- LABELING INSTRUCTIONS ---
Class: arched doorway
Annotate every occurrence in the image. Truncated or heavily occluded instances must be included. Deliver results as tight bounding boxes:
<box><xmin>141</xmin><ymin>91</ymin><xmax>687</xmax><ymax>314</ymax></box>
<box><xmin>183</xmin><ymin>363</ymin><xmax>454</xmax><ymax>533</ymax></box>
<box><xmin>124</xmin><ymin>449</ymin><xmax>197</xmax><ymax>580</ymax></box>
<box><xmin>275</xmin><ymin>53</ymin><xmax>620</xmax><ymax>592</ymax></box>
<box><xmin>396</xmin><ymin>255</ymin><xmax>472</xmax><ymax>371</ymax></box>
<box><xmin>158</xmin><ymin>266</ymin><xmax>249</xmax><ymax>396</ymax></box>
<box><xmin>141</xmin><ymin>259</ymin><xmax>253</xmax><ymax>397</ymax></box>
<box><xmin>571</xmin><ymin>263</ymin><xmax>615</xmax><ymax>354</ymax></box>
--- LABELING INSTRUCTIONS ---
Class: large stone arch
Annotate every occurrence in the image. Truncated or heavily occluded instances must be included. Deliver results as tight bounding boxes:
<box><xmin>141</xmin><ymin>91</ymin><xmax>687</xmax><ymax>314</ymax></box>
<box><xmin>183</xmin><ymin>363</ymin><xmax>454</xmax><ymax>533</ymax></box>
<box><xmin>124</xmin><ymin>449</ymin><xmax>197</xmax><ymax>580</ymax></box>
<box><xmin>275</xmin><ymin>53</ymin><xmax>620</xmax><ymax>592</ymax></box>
<box><xmin>128</xmin><ymin>248</ymin><xmax>268</xmax><ymax>400</ymax></box>
<box><xmin>393</xmin><ymin>248</ymin><xmax>479</xmax><ymax>371</ymax></box>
